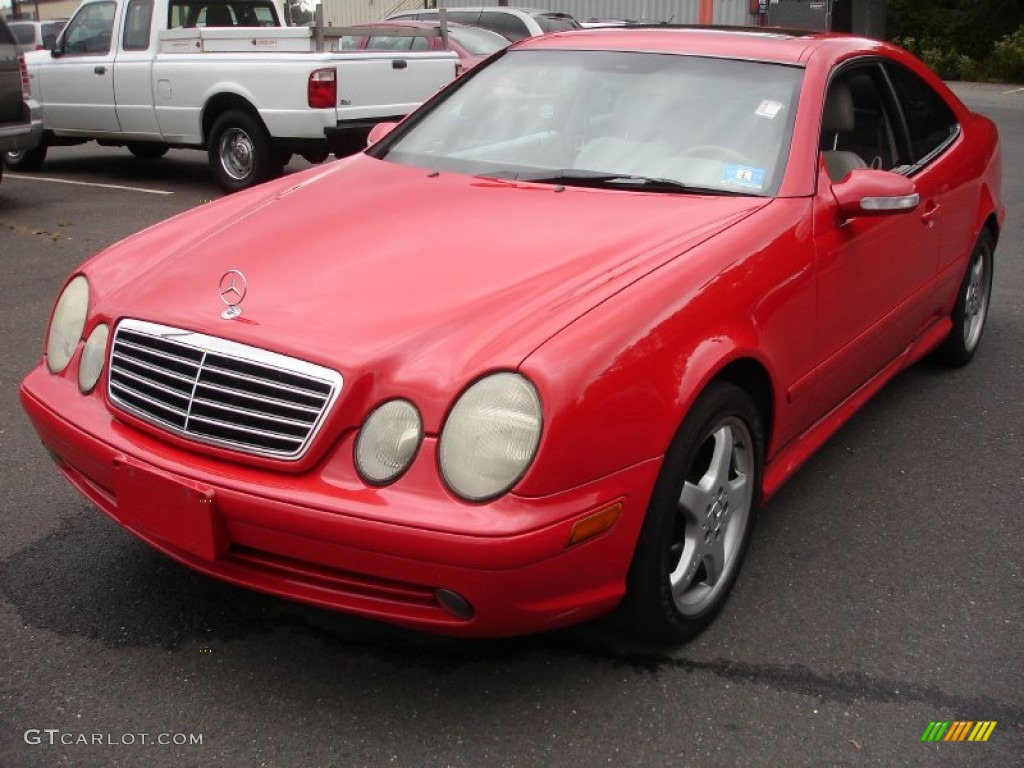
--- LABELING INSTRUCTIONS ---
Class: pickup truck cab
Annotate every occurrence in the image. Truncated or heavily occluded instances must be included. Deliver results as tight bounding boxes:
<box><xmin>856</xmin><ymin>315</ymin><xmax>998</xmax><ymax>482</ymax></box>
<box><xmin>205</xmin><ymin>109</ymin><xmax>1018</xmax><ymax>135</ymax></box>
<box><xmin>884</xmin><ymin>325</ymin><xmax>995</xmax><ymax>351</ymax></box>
<box><xmin>8</xmin><ymin>0</ymin><xmax>458</xmax><ymax>190</ymax></box>
<box><xmin>0</xmin><ymin>19</ymin><xmax>43</xmax><ymax>188</ymax></box>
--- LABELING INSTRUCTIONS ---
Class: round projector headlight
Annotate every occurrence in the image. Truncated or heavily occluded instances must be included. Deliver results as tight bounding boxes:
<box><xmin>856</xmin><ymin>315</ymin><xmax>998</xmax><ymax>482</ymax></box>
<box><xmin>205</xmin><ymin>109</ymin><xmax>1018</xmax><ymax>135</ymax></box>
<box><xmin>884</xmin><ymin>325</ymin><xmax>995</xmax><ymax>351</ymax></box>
<box><xmin>46</xmin><ymin>275</ymin><xmax>90</xmax><ymax>374</ymax></box>
<box><xmin>355</xmin><ymin>399</ymin><xmax>423</xmax><ymax>485</ymax></box>
<box><xmin>439</xmin><ymin>373</ymin><xmax>542</xmax><ymax>502</ymax></box>
<box><xmin>78</xmin><ymin>323</ymin><xmax>109</xmax><ymax>394</ymax></box>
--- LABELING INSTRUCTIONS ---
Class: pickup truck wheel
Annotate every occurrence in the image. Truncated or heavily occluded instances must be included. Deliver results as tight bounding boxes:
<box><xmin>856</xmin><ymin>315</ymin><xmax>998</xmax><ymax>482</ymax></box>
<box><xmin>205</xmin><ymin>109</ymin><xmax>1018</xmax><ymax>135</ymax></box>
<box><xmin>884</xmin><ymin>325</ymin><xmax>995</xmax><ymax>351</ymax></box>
<box><xmin>209</xmin><ymin>110</ymin><xmax>280</xmax><ymax>192</ymax></box>
<box><xmin>4</xmin><ymin>144</ymin><xmax>47</xmax><ymax>171</ymax></box>
<box><xmin>127</xmin><ymin>142</ymin><xmax>169</xmax><ymax>160</ymax></box>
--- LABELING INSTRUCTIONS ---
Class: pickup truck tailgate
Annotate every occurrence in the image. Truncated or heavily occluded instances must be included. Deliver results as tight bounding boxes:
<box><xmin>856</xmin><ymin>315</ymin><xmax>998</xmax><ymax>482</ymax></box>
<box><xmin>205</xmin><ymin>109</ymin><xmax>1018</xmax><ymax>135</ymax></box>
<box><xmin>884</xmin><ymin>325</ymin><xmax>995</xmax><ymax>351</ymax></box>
<box><xmin>330</xmin><ymin>52</ymin><xmax>457</xmax><ymax>121</ymax></box>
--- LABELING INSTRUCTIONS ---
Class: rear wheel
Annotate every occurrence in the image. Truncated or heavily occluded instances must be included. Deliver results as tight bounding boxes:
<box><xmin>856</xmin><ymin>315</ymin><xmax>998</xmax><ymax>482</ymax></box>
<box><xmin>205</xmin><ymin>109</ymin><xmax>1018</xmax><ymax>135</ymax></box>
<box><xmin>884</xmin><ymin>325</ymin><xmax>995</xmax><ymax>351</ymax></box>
<box><xmin>935</xmin><ymin>229</ymin><xmax>994</xmax><ymax>366</ymax></box>
<box><xmin>127</xmin><ymin>142</ymin><xmax>169</xmax><ymax>160</ymax></box>
<box><xmin>208</xmin><ymin>110</ymin><xmax>281</xmax><ymax>193</ymax></box>
<box><xmin>621</xmin><ymin>381</ymin><xmax>764</xmax><ymax>643</ymax></box>
<box><xmin>4</xmin><ymin>143</ymin><xmax>48</xmax><ymax>171</ymax></box>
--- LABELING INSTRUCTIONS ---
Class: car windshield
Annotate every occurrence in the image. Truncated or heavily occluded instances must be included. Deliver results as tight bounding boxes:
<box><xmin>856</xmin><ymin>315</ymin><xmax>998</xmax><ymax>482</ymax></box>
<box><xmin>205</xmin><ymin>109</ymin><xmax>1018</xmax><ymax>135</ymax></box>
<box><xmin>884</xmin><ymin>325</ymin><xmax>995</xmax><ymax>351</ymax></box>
<box><xmin>378</xmin><ymin>50</ymin><xmax>802</xmax><ymax>196</ymax></box>
<box><xmin>449</xmin><ymin>25</ymin><xmax>508</xmax><ymax>55</ymax></box>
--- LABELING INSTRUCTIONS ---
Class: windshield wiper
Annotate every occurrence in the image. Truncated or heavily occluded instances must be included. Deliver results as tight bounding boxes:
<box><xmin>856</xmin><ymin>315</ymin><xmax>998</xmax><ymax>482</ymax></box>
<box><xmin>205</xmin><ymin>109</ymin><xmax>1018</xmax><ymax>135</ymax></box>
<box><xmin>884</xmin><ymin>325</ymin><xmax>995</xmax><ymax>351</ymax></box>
<box><xmin>486</xmin><ymin>169</ymin><xmax>747</xmax><ymax>195</ymax></box>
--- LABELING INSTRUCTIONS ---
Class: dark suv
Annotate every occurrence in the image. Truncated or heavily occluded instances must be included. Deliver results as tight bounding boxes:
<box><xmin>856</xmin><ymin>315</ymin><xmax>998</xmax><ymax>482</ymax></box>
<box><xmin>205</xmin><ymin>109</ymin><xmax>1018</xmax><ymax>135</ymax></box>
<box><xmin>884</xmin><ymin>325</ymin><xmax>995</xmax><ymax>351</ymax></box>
<box><xmin>0</xmin><ymin>19</ymin><xmax>42</xmax><ymax>185</ymax></box>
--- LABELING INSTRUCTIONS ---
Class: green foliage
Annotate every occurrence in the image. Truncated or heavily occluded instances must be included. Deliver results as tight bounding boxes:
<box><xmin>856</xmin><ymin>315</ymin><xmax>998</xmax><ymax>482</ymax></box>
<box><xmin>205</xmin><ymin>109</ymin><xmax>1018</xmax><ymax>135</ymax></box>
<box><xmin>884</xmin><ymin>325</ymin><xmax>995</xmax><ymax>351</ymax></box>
<box><xmin>889</xmin><ymin>1</ymin><xmax>1024</xmax><ymax>83</ymax></box>
<box><xmin>989</xmin><ymin>25</ymin><xmax>1024</xmax><ymax>81</ymax></box>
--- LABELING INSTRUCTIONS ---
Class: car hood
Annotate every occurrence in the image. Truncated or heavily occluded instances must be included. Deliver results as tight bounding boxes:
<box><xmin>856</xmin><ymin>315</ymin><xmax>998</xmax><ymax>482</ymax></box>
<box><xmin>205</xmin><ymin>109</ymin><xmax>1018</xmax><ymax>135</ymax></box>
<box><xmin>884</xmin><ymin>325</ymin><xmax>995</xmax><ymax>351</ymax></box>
<box><xmin>87</xmin><ymin>155</ymin><xmax>768</xmax><ymax>425</ymax></box>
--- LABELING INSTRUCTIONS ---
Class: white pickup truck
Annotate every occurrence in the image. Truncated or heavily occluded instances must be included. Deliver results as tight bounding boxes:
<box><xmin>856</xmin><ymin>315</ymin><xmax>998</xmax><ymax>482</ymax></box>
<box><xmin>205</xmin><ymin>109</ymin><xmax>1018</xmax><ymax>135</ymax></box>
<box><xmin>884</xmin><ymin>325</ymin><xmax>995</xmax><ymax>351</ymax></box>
<box><xmin>7</xmin><ymin>0</ymin><xmax>458</xmax><ymax>190</ymax></box>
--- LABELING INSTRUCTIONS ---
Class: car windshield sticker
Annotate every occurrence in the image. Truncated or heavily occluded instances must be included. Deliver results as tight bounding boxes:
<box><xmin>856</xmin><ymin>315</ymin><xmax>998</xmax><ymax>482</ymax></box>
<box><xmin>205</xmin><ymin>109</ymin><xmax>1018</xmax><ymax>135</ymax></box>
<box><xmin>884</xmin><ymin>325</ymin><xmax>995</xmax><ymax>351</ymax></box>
<box><xmin>722</xmin><ymin>164</ymin><xmax>766</xmax><ymax>189</ymax></box>
<box><xmin>755</xmin><ymin>99</ymin><xmax>784</xmax><ymax>119</ymax></box>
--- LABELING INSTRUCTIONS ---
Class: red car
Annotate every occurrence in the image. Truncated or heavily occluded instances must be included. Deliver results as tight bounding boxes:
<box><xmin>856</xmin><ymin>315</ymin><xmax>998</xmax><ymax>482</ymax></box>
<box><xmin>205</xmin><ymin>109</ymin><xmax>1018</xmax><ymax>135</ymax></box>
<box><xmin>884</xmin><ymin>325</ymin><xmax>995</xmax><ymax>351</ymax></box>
<box><xmin>338</xmin><ymin>21</ymin><xmax>508</xmax><ymax>73</ymax></box>
<box><xmin>21</xmin><ymin>27</ymin><xmax>1003</xmax><ymax>642</ymax></box>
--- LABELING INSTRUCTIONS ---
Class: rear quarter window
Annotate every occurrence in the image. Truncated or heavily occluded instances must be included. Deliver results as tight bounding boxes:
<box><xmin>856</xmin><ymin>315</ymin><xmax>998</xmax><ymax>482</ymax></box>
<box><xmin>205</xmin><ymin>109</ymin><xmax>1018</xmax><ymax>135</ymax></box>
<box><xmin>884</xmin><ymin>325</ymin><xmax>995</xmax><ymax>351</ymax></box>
<box><xmin>885</xmin><ymin>62</ymin><xmax>959</xmax><ymax>164</ymax></box>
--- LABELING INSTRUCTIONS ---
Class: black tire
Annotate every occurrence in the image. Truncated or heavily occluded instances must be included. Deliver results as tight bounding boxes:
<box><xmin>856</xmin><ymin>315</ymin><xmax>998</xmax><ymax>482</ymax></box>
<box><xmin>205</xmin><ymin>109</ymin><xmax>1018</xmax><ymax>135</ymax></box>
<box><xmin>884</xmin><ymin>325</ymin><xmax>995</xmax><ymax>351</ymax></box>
<box><xmin>300</xmin><ymin>148</ymin><xmax>330</xmax><ymax>164</ymax></box>
<box><xmin>934</xmin><ymin>229</ymin><xmax>994</xmax><ymax>367</ymax></box>
<box><xmin>207</xmin><ymin>109</ymin><xmax>281</xmax><ymax>193</ymax></box>
<box><xmin>127</xmin><ymin>142</ymin><xmax>169</xmax><ymax>160</ymax></box>
<box><xmin>620</xmin><ymin>381</ymin><xmax>764</xmax><ymax>643</ymax></box>
<box><xmin>4</xmin><ymin>143</ymin><xmax>48</xmax><ymax>171</ymax></box>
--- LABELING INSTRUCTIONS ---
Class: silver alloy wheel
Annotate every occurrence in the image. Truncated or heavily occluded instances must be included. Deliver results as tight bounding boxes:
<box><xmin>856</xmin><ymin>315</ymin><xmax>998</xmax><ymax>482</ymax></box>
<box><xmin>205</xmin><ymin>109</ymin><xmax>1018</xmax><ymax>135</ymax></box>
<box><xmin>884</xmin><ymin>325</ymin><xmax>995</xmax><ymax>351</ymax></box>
<box><xmin>962</xmin><ymin>241</ymin><xmax>992</xmax><ymax>352</ymax></box>
<box><xmin>669</xmin><ymin>416</ymin><xmax>754</xmax><ymax>616</ymax></box>
<box><xmin>4</xmin><ymin>149</ymin><xmax>26</xmax><ymax>164</ymax></box>
<box><xmin>218</xmin><ymin>128</ymin><xmax>255</xmax><ymax>181</ymax></box>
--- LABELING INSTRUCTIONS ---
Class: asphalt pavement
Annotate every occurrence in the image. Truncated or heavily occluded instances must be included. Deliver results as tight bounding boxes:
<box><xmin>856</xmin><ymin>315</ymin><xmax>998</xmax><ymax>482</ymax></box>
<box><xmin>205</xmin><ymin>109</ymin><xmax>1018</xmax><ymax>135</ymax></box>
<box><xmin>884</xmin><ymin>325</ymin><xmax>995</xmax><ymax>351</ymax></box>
<box><xmin>0</xmin><ymin>82</ymin><xmax>1021</xmax><ymax>767</ymax></box>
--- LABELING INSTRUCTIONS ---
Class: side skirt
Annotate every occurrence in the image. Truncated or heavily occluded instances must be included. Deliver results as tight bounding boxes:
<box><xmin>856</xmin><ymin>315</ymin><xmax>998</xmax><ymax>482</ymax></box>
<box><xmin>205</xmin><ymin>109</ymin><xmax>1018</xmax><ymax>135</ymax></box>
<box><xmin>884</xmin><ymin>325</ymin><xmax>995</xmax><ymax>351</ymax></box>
<box><xmin>761</xmin><ymin>316</ymin><xmax>953</xmax><ymax>502</ymax></box>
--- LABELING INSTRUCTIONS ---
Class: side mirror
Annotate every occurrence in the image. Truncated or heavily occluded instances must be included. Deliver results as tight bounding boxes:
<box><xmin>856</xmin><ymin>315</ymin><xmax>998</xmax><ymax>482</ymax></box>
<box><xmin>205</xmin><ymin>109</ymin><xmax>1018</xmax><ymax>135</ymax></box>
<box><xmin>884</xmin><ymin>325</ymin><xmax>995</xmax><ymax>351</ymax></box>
<box><xmin>832</xmin><ymin>169</ymin><xmax>919</xmax><ymax>218</ymax></box>
<box><xmin>366</xmin><ymin>121</ymin><xmax>398</xmax><ymax>147</ymax></box>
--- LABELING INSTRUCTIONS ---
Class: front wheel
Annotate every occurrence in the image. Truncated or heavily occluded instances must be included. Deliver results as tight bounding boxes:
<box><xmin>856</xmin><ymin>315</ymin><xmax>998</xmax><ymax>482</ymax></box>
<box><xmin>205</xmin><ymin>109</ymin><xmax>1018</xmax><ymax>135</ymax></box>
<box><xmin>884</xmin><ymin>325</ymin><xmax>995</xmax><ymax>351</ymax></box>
<box><xmin>934</xmin><ymin>230</ymin><xmax>994</xmax><ymax>367</ymax></box>
<box><xmin>4</xmin><ymin>143</ymin><xmax>48</xmax><ymax>171</ymax></box>
<box><xmin>621</xmin><ymin>381</ymin><xmax>764</xmax><ymax>643</ymax></box>
<box><xmin>208</xmin><ymin>110</ymin><xmax>281</xmax><ymax>193</ymax></box>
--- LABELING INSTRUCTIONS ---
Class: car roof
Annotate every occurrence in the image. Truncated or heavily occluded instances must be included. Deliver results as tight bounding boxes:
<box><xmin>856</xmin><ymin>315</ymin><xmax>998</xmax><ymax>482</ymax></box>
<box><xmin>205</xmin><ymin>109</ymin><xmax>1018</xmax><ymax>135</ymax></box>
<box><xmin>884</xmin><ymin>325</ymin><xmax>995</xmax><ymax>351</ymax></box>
<box><xmin>517</xmin><ymin>25</ymin><xmax>887</xmax><ymax>66</ymax></box>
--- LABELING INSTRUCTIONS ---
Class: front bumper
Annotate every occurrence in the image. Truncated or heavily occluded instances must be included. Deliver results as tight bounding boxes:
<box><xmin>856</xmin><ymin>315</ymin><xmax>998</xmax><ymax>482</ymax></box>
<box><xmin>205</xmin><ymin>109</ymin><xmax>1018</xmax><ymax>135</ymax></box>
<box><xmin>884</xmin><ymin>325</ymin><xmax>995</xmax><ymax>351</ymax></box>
<box><xmin>21</xmin><ymin>364</ymin><xmax>659</xmax><ymax>638</ymax></box>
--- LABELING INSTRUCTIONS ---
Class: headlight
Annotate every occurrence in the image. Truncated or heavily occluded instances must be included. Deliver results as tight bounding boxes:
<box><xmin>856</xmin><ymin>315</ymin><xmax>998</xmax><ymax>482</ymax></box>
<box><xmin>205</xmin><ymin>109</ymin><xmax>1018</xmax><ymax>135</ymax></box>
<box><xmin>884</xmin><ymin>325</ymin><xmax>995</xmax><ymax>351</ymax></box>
<box><xmin>46</xmin><ymin>275</ymin><xmax>90</xmax><ymax>373</ymax></box>
<box><xmin>355</xmin><ymin>399</ymin><xmax>423</xmax><ymax>485</ymax></box>
<box><xmin>78</xmin><ymin>323</ymin><xmax>109</xmax><ymax>393</ymax></box>
<box><xmin>439</xmin><ymin>373</ymin><xmax>542</xmax><ymax>502</ymax></box>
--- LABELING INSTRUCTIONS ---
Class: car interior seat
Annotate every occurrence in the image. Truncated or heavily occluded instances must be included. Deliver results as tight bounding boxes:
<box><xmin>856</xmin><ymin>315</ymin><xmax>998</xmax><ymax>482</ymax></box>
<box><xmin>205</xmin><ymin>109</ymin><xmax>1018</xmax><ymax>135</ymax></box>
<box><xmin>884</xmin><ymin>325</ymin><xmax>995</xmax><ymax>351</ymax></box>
<box><xmin>204</xmin><ymin>4</ymin><xmax>234</xmax><ymax>26</ymax></box>
<box><xmin>820</xmin><ymin>82</ymin><xmax>868</xmax><ymax>182</ymax></box>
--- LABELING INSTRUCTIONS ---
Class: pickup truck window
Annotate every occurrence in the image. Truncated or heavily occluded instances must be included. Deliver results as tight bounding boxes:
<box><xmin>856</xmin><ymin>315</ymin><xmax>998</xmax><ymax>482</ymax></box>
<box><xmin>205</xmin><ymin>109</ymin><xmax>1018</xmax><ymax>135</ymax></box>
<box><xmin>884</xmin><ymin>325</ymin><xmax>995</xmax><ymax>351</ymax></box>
<box><xmin>64</xmin><ymin>1</ymin><xmax>116</xmax><ymax>55</ymax></box>
<box><xmin>123</xmin><ymin>0</ymin><xmax>154</xmax><ymax>50</ymax></box>
<box><xmin>168</xmin><ymin>0</ymin><xmax>280</xmax><ymax>29</ymax></box>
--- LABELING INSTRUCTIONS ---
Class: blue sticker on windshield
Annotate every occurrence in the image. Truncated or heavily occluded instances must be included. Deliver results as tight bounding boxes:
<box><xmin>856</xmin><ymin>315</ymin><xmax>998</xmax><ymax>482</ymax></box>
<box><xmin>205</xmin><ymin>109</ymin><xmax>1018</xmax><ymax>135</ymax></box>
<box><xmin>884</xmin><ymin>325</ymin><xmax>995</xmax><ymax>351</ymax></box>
<box><xmin>722</xmin><ymin>164</ymin><xmax>766</xmax><ymax>190</ymax></box>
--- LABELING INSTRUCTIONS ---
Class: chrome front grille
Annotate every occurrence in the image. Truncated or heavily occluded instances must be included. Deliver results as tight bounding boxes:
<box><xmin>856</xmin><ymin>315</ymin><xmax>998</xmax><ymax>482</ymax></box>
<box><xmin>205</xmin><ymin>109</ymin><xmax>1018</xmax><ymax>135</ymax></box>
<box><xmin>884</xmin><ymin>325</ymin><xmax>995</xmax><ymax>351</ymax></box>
<box><xmin>108</xmin><ymin>319</ymin><xmax>342</xmax><ymax>460</ymax></box>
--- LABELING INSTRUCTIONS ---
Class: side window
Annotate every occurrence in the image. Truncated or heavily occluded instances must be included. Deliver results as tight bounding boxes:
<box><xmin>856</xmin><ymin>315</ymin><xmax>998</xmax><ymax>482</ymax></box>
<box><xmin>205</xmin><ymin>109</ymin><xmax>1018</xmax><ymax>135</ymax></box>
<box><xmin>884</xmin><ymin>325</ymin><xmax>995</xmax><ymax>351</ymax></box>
<box><xmin>820</xmin><ymin>64</ymin><xmax>903</xmax><ymax>182</ymax></box>
<box><xmin>480</xmin><ymin>12</ymin><xmax>531</xmax><ymax>41</ymax></box>
<box><xmin>41</xmin><ymin>23</ymin><xmax>59</xmax><ymax>49</ymax></box>
<box><xmin>884</xmin><ymin>63</ymin><xmax>959</xmax><ymax>165</ymax></box>
<box><xmin>446</xmin><ymin>12</ymin><xmax>481</xmax><ymax>26</ymax></box>
<box><xmin>367</xmin><ymin>35</ymin><xmax>413</xmax><ymax>51</ymax></box>
<box><xmin>123</xmin><ymin>0</ymin><xmax>154</xmax><ymax>51</ymax></box>
<box><xmin>63</xmin><ymin>1</ymin><xmax>117</xmax><ymax>55</ymax></box>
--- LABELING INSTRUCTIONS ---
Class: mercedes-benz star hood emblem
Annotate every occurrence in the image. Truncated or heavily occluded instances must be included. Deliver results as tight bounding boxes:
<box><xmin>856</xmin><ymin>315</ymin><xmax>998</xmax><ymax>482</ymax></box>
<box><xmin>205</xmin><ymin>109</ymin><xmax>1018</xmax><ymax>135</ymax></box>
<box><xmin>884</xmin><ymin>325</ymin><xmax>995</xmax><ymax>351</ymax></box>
<box><xmin>218</xmin><ymin>269</ymin><xmax>248</xmax><ymax>319</ymax></box>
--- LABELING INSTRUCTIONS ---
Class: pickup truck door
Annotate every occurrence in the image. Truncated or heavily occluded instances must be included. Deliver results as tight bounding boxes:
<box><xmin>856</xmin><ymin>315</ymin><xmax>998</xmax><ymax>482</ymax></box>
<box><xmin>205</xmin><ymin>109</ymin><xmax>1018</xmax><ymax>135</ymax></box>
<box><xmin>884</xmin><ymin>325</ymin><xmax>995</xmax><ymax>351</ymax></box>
<box><xmin>113</xmin><ymin>0</ymin><xmax>160</xmax><ymax>136</ymax></box>
<box><xmin>37</xmin><ymin>0</ymin><xmax>120</xmax><ymax>133</ymax></box>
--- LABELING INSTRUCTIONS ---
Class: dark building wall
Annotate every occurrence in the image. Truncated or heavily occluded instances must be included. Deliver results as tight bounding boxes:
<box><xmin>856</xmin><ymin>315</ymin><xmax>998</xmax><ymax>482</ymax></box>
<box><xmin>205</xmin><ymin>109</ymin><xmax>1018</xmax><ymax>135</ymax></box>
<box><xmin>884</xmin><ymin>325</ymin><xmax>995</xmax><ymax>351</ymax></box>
<box><xmin>767</xmin><ymin>0</ymin><xmax>887</xmax><ymax>38</ymax></box>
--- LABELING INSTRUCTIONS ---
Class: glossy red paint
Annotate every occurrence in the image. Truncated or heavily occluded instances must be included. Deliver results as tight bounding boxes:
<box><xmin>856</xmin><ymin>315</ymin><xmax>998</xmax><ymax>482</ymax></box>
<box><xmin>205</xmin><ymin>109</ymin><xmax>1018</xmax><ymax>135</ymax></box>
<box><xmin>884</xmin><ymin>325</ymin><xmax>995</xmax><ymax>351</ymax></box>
<box><xmin>20</xmin><ymin>28</ymin><xmax>1003</xmax><ymax>638</ymax></box>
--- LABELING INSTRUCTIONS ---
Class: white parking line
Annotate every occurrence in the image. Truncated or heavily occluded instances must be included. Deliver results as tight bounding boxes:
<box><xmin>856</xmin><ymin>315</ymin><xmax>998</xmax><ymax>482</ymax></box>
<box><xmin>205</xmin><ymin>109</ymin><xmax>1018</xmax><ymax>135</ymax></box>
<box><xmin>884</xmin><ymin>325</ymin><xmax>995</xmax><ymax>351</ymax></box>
<box><xmin>1003</xmin><ymin>86</ymin><xmax>1024</xmax><ymax>94</ymax></box>
<box><xmin>5</xmin><ymin>174</ymin><xmax>174</xmax><ymax>195</ymax></box>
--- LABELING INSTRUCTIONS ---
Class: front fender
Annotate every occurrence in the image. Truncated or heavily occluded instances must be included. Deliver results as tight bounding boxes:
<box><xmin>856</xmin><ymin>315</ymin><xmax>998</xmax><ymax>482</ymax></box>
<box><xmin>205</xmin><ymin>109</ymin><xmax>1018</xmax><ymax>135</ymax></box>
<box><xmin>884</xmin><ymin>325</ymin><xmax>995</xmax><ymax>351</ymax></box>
<box><xmin>517</xmin><ymin>200</ymin><xmax>816</xmax><ymax>498</ymax></box>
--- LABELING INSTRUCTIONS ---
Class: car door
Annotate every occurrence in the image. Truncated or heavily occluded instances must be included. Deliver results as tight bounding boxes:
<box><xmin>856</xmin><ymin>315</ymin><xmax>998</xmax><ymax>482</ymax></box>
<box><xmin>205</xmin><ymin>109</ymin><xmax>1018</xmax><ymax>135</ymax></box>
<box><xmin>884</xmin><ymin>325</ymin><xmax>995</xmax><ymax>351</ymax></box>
<box><xmin>114</xmin><ymin>0</ymin><xmax>160</xmax><ymax>136</ymax></box>
<box><xmin>882</xmin><ymin>61</ymin><xmax>971</xmax><ymax>283</ymax></box>
<box><xmin>810</xmin><ymin>60</ymin><xmax>943</xmax><ymax>410</ymax></box>
<box><xmin>35</xmin><ymin>0</ymin><xmax>120</xmax><ymax>133</ymax></box>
